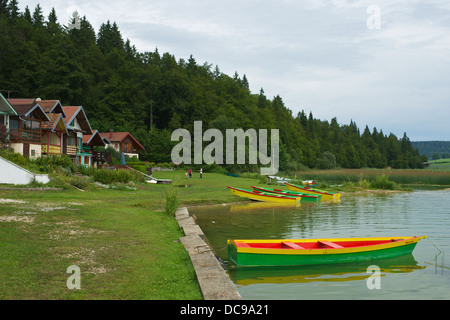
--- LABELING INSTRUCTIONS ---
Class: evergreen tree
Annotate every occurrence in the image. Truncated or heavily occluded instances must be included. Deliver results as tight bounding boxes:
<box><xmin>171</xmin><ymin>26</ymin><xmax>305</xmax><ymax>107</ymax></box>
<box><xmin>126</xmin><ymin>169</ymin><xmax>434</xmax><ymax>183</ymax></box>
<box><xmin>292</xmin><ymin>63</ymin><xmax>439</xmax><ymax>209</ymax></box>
<box><xmin>32</xmin><ymin>4</ymin><xmax>44</xmax><ymax>27</ymax></box>
<box><xmin>7</xmin><ymin>0</ymin><xmax>19</xmax><ymax>20</ymax></box>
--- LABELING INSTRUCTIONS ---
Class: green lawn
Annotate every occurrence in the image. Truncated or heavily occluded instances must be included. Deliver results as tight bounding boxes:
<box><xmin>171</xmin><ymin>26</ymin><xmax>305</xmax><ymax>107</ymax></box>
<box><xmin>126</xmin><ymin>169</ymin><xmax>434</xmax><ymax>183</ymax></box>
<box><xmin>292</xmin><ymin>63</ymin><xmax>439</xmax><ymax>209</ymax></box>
<box><xmin>0</xmin><ymin>170</ymin><xmax>264</xmax><ymax>300</ymax></box>
<box><xmin>0</xmin><ymin>182</ymin><xmax>196</xmax><ymax>299</ymax></box>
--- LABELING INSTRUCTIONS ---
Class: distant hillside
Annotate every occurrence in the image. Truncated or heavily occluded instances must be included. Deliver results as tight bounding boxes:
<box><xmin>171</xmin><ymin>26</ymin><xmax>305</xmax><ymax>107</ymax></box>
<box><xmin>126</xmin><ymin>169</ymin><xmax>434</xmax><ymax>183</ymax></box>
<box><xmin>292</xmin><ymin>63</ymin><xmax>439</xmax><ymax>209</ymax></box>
<box><xmin>411</xmin><ymin>141</ymin><xmax>450</xmax><ymax>159</ymax></box>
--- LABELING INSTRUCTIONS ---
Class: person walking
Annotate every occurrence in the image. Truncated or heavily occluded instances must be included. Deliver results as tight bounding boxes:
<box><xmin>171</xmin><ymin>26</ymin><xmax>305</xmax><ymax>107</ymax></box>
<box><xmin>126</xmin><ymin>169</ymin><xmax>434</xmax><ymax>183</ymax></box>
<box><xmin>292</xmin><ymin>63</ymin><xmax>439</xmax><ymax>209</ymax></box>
<box><xmin>188</xmin><ymin>169</ymin><xmax>192</xmax><ymax>179</ymax></box>
<box><xmin>200</xmin><ymin>168</ymin><xmax>203</xmax><ymax>179</ymax></box>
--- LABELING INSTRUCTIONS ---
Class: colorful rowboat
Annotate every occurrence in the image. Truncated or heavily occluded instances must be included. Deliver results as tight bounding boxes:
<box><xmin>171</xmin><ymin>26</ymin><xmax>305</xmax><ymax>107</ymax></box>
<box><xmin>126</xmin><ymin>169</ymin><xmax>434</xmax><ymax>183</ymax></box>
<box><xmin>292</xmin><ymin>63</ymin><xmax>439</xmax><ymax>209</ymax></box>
<box><xmin>250</xmin><ymin>186</ymin><xmax>321</xmax><ymax>203</ymax></box>
<box><xmin>225</xmin><ymin>172</ymin><xmax>240</xmax><ymax>178</ymax></box>
<box><xmin>228</xmin><ymin>236</ymin><xmax>426</xmax><ymax>267</ymax></box>
<box><xmin>227</xmin><ymin>186</ymin><xmax>301</xmax><ymax>206</ymax></box>
<box><xmin>285</xmin><ymin>182</ymin><xmax>341</xmax><ymax>201</ymax></box>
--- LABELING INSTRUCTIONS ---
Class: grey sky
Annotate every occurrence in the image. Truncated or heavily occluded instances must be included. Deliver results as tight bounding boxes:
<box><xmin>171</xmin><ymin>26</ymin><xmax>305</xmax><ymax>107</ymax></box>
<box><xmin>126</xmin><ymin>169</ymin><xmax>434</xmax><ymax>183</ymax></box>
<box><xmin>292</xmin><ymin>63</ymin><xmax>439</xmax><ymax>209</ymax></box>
<box><xmin>20</xmin><ymin>0</ymin><xmax>450</xmax><ymax>140</ymax></box>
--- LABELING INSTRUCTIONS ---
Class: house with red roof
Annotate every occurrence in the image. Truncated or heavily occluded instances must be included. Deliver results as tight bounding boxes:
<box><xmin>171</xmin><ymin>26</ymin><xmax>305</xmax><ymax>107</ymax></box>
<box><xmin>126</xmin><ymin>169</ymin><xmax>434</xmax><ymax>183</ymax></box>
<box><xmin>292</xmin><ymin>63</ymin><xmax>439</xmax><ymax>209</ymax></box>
<box><xmin>62</xmin><ymin>106</ymin><xmax>94</xmax><ymax>166</ymax></box>
<box><xmin>82</xmin><ymin>130</ymin><xmax>108</xmax><ymax>167</ymax></box>
<box><xmin>37</xmin><ymin>99</ymin><xmax>68</xmax><ymax>156</ymax></box>
<box><xmin>6</xmin><ymin>98</ymin><xmax>50</xmax><ymax>158</ymax></box>
<box><xmin>100</xmin><ymin>130</ymin><xmax>145</xmax><ymax>159</ymax></box>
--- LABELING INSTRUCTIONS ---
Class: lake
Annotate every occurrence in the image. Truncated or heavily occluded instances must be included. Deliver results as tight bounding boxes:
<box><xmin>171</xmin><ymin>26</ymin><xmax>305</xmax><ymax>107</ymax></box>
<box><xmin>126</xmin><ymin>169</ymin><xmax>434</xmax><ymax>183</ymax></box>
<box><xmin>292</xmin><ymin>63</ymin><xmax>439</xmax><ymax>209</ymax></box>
<box><xmin>188</xmin><ymin>189</ymin><xmax>450</xmax><ymax>300</ymax></box>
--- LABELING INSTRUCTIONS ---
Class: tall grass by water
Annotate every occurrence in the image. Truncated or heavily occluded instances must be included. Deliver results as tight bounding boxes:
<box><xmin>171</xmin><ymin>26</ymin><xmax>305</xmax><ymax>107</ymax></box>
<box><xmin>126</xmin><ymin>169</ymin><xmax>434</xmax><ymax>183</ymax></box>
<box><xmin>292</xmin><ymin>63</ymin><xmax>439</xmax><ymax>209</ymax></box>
<box><xmin>297</xmin><ymin>169</ymin><xmax>450</xmax><ymax>187</ymax></box>
<box><xmin>165</xmin><ymin>185</ymin><xmax>179</xmax><ymax>217</ymax></box>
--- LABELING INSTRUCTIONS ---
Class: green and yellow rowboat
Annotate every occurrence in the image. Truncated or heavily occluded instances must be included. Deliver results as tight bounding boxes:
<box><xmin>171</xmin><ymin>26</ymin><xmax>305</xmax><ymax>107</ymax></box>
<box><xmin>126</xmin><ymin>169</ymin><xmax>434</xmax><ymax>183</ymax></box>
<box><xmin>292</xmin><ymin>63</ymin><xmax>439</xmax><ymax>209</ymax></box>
<box><xmin>228</xmin><ymin>236</ymin><xmax>426</xmax><ymax>267</ymax></box>
<box><xmin>251</xmin><ymin>186</ymin><xmax>321</xmax><ymax>203</ymax></box>
<box><xmin>227</xmin><ymin>186</ymin><xmax>301</xmax><ymax>205</ymax></box>
<box><xmin>285</xmin><ymin>182</ymin><xmax>341</xmax><ymax>201</ymax></box>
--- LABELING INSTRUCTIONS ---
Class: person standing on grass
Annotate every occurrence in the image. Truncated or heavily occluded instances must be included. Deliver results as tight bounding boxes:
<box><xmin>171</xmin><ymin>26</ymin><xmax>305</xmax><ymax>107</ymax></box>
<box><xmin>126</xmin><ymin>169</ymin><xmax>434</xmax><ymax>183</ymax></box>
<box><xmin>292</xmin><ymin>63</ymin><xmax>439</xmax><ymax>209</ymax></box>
<box><xmin>200</xmin><ymin>168</ymin><xmax>203</xmax><ymax>179</ymax></box>
<box><xmin>189</xmin><ymin>169</ymin><xmax>192</xmax><ymax>178</ymax></box>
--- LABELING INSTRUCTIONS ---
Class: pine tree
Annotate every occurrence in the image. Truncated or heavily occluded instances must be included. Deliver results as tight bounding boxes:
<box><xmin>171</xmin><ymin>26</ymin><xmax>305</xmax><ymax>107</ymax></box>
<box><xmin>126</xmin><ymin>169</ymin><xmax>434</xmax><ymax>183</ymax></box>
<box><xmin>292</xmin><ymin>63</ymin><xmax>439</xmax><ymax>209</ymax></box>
<box><xmin>32</xmin><ymin>4</ymin><xmax>44</xmax><ymax>27</ymax></box>
<box><xmin>7</xmin><ymin>0</ymin><xmax>19</xmax><ymax>20</ymax></box>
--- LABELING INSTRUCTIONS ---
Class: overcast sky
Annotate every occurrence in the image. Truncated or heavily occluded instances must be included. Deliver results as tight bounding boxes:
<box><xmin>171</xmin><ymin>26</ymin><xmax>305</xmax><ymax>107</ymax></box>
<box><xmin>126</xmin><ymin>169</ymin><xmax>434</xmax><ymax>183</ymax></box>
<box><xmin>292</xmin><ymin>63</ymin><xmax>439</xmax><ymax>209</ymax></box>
<box><xmin>20</xmin><ymin>0</ymin><xmax>450</xmax><ymax>141</ymax></box>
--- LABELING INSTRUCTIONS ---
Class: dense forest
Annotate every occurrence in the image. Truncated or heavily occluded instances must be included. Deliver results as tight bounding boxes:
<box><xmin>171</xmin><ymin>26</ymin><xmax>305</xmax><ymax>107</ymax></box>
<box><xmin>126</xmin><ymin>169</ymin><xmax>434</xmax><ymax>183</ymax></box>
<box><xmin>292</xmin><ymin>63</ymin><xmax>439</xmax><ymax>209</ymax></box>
<box><xmin>0</xmin><ymin>2</ymin><xmax>425</xmax><ymax>171</ymax></box>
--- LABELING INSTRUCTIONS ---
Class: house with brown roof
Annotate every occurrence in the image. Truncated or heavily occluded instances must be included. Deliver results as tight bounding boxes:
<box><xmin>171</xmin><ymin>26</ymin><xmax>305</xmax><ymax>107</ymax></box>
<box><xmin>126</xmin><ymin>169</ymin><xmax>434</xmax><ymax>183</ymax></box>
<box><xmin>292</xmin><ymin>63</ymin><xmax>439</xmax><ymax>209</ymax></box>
<box><xmin>41</xmin><ymin>113</ymin><xmax>68</xmax><ymax>156</ymax></box>
<box><xmin>63</xmin><ymin>106</ymin><xmax>93</xmax><ymax>166</ymax></box>
<box><xmin>100</xmin><ymin>130</ymin><xmax>145</xmax><ymax>159</ymax></box>
<box><xmin>6</xmin><ymin>98</ymin><xmax>50</xmax><ymax>158</ymax></box>
<box><xmin>82</xmin><ymin>130</ymin><xmax>109</xmax><ymax>167</ymax></box>
<box><xmin>37</xmin><ymin>99</ymin><xmax>67</xmax><ymax>156</ymax></box>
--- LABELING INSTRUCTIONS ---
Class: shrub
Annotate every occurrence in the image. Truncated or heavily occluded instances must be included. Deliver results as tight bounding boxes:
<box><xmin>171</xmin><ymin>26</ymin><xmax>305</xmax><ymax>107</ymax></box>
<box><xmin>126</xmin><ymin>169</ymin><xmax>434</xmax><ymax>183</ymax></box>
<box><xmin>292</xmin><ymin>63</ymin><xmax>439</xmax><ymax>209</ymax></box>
<box><xmin>370</xmin><ymin>175</ymin><xmax>396</xmax><ymax>190</ymax></box>
<box><xmin>90</xmin><ymin>168</ymin><xmax>144</xmax><ymax>184</ymax></box>
<box><xmin>68</xmin><ymin>175</ymin><xmax>90</xmax><ymax>190</ymax></box>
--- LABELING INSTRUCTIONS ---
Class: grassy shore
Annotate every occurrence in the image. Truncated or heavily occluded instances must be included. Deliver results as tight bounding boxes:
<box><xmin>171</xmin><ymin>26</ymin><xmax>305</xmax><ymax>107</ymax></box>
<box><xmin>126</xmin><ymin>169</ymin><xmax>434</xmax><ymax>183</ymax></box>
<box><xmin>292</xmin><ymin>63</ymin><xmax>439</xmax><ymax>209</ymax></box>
<box><xmin>0</xmin><ymin>170</ymin><xmax>277</xmax><ymax>299</ymax></box>
<box><xmin>1</xmin><ymin>168</ymin><xmax>448</xmax><ymax>299</ymax></box>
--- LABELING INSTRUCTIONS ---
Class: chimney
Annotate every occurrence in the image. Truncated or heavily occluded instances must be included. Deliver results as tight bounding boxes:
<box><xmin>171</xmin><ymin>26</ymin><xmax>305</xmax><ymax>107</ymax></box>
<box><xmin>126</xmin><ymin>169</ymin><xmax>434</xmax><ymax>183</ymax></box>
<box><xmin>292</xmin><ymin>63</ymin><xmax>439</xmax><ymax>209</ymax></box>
<box><xmin>109</xmin><ymin>129</ymin><xmax>113</xmax><ymax>139</ymax></box>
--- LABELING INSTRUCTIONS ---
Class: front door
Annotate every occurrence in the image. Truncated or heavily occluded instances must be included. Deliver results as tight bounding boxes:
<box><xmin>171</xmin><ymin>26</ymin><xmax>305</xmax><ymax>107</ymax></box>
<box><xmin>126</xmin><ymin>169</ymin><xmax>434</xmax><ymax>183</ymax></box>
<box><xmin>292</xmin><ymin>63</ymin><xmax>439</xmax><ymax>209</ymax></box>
<box><xmin>23</xmin><ymin>143</ymin><xmax>30</xmax><ymax>157</ymax></box>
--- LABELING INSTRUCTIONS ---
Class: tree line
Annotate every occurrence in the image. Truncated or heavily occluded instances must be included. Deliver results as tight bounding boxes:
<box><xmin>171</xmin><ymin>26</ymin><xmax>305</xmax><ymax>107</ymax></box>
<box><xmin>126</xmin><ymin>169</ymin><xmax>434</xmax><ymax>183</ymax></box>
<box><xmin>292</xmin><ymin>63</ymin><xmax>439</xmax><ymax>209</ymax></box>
<box><xmin>0</xmin><ymin>1</ymin><xmax>425</xmax><ymax>171</ymax></box>
<box><xmin>411</xmin><ymin>141</ymin><xmax>450</xmax><ymax>160</ymax></box>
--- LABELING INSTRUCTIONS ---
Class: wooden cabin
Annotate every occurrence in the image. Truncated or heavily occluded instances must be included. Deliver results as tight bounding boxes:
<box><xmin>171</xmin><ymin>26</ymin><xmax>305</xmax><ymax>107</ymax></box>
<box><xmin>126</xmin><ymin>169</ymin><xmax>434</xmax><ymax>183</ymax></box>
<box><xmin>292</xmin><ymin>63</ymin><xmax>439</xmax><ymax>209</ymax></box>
<box><xmin>6</xmin><ymin>98</ymin><xmax>50</xmax><ymax>158</ymax></box>
<box><xmin>82</xmin><ymin>130</ymin><xmax>108</xmax><ymax>167</ymax></box>
<box><xmin>63</xmin><ymin>106</ymin><xmax>93</xmax><ymax>166</ymax></box>
<box><xmin>38</xmin><ymin>100</ymin><xmax>67</xmax><ymax>156</ymax></box>
<box><xmin>99</xmin><ymin>131</ymin><xmax>145</xmax><ymax>159</ymax></box>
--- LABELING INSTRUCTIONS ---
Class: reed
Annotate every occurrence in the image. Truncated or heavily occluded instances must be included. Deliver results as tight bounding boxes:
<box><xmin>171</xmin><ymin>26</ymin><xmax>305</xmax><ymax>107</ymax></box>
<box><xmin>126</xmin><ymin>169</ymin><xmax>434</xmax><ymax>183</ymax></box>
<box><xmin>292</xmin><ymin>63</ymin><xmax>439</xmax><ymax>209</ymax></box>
<box><xmin>297</xmin><ymin>169</ymin><xmax>450</xmax><ymax>187</ymax></box>
<box><xmin>165</xmin><ymin>185</ymin><xmax>179</xmax><ymax>217</ymax></box>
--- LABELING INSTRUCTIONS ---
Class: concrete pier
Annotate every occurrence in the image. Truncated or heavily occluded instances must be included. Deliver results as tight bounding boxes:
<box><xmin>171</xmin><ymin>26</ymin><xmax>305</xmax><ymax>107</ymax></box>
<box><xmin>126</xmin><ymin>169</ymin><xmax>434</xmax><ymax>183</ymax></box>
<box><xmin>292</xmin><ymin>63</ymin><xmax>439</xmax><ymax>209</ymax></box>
<box><xmin>176</xmin><ymin>207</ymin><xmax>241</xmax><ymax>300</ymax></box>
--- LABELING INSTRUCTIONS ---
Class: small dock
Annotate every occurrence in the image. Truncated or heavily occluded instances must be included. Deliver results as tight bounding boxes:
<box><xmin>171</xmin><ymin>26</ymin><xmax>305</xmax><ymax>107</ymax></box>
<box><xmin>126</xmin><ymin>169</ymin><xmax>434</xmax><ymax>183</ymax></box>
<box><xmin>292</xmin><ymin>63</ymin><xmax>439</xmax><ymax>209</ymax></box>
<box><xmin>175</xmin><ymin>207</ymin><xmax>241</xmax><ymax>300</ymax></box>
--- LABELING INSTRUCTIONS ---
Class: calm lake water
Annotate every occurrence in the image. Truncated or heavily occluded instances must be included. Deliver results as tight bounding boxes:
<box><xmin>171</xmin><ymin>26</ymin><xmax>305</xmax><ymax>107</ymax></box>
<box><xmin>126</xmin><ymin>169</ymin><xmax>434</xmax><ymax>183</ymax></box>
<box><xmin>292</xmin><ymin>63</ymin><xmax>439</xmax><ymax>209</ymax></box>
<box><xmin>189</xmin><ymin>189</ymin><xmax>450</xmax><ymax>300</ymax></box>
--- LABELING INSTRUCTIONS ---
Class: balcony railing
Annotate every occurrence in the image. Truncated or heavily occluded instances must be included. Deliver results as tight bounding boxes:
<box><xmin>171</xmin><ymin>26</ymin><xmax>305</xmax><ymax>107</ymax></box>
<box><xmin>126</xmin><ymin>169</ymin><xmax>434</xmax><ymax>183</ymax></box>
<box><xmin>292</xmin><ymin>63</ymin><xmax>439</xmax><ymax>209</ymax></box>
<box><xmin>8</xmin><ymin>128</ymin><xmax>41</xmax><ymax>144</ymax></box>
<box><xmin>66</xmin><ymin>145</ymin><xmax>77</xmax><ymax>156</ymax></box>
<box><xmin>42</xmin><ymin>144</ymin><xmax>61</xmax><ymax>155</ymax></box>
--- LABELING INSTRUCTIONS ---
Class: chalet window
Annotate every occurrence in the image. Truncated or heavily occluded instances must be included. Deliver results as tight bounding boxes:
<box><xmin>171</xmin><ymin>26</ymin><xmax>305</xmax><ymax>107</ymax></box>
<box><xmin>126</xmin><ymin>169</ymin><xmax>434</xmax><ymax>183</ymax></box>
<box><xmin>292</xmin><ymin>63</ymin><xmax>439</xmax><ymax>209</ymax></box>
<box><xmin>22</xmin><ymin>120</ymin><xmax>40</xmax><ymax>131</ymax></box>
<box><xmin>9</xmin><ymin>119</ymin><xmax>19</xmax><ymax>130</ymax></box>
<box><xmin>68</xmin><ymin>136</ymin><xmax>76</xmax><ymax>146</ymax></box>
<box><xmin>122</xmin><ymin>143</ymin><xmax>131</xmax><ymax>153</ymax></box>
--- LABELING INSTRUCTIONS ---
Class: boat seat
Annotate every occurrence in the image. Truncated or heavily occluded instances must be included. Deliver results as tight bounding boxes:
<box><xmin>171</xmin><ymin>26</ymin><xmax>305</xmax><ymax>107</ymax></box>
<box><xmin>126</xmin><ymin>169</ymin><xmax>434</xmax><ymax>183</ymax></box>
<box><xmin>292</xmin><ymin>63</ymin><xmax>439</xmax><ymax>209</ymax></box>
<box><xmin>318</xmin><ymin>241</ymin><xmax>344</xmax><ymax>249</ymax></box>
<box><xmin>281</xmin><ymin>241</ymin><xmax>306</xmax><ymax>250</ymax></box>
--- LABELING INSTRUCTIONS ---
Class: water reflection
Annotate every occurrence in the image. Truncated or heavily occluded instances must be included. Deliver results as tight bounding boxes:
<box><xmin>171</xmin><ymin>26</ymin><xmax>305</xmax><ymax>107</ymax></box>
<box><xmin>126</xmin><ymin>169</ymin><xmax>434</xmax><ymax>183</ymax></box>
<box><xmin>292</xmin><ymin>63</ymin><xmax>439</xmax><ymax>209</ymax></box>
<box><xmin>228</xmin><ymin>255</ymin><xmax>425</xmax><ymax>286</ymax></box>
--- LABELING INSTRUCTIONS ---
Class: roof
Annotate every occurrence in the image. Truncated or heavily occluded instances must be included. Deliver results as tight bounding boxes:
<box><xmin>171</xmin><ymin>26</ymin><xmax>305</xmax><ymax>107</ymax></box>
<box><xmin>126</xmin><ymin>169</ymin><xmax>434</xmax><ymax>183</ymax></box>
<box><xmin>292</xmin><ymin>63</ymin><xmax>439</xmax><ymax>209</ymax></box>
<box><xmin>62</xmin><ymin>106</ymin><xmax>93</xmax><ymax>135</ymax></box>
<box><xmin>42</xmin><ymin>113</ymin><xmax>68</xmax><ymax>133</ymax></box>
<box><xmin>100</xmin><ymin>131</ymin><xmax>145</xmax><ymax>151</ymax></box>
<box><xmin>82</xmin><ymin>130</ymin><xmax>106</xmax><ymax>147</ymax></box>
<box><xmin>7</xmin><ymin>98</ymin><xmax>50</xmax><ymax>121</ymax></box>
<box><xmin>37</xmin><ymin>100</ymin><xmax>66</xmax><ymax>117</ymax></box>
<box><xmin>0</xmin><ymin>93</ymin><xmax>17</xmax><ymax>115</ymax></box>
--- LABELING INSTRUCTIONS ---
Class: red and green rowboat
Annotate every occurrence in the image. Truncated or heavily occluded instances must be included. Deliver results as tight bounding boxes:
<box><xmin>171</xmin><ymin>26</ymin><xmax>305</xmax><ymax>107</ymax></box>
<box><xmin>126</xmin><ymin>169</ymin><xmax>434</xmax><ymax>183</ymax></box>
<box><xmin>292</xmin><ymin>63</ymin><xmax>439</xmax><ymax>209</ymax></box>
<box><xmin>251</xmin><ymin>186</ymin><xmax>321</xmax><ymax>203</ymax></box>
<box><xmin>228</xmin><ymin>236</ymin><xmax>426</xmax><ymax>267</ymax></box>
<box><xmin>285</xmin><ymin>182</ymin><xmax>341</xmax><ymax>201</ymax></box>
<box><xmin>227</xmin><ymin>186</ymin><xmax>302</xmax><ymax>205</ymax></box>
